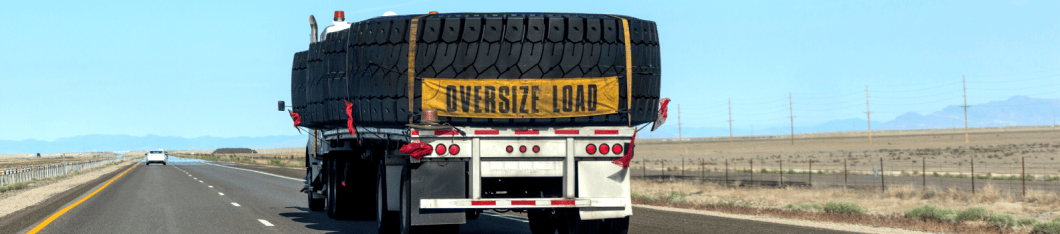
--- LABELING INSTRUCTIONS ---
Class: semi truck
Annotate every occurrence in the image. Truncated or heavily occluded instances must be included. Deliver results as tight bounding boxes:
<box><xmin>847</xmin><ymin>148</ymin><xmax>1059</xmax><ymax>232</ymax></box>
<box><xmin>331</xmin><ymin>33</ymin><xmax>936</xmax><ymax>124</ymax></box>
<box><xmin>282</xmin><ymin>10</ymin><xmax>664</xmax><ymax>234</ymax></box>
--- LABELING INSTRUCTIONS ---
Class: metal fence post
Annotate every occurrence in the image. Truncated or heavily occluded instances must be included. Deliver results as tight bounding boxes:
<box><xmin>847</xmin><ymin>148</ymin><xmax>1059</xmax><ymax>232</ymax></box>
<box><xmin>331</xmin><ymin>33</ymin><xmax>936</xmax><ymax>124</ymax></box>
<box><xmin>780</xmin><ymin>159</ymin><xmax>784</xmax><ymax>187</ymax></box>
<box><xmin>922</xmin><ymin>157</ymin><xmax>926</xmax><ymax>190</ymax></box>
<box><xmin>681</xmin><ymin>158</ymin><xmax>685</xmax><ymax>178</ymax></box>
<box><xmin>880</xmin><ymin>157</ymin><xmax>885</xmax><ymax>191</ymax></box>
<box><xmin>662</xmin><ymin>160</ymin><xmax>666</xmax><ymax>179</ymax></box>
<box><xmin>809</xmin><ymin>159</ymin><xmax>812</xmax><ymax>187</ymax></box>
<box><xmin>843</xmin><ymin>158</ymin><xmax>847</xmax><ymax>187</ymax></box>
<box><xmin>642</xmin><ymin>159</ymin><xmax>647</xmax><ymax>179</ymax></box>
<box><xmin>971</xmin><ymin>158</ymin><xmax>975</xmax><ymax>195</ymax></box>
<box><xmin>725</xmin><ymin>159</ymin><xmax>729</xmax><ymax>183</ymax></box>
<box><xmin>1022</xmin><ymin>157</ymin><xmax>1026</xmax><ymax>197</ymax></box>
<box><xmin>750</xmin><ymin>159</ymin><xmax>753</xmax><ymax>186</ymax></box>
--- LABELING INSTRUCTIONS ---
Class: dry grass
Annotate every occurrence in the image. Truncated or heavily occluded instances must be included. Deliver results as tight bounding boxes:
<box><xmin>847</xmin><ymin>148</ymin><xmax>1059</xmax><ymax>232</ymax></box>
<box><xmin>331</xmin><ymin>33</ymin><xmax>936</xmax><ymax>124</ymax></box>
<box><xmin>632</xmin><ymin>179</ymin><xmax>1060</xmax><ymax>227</ymax></box>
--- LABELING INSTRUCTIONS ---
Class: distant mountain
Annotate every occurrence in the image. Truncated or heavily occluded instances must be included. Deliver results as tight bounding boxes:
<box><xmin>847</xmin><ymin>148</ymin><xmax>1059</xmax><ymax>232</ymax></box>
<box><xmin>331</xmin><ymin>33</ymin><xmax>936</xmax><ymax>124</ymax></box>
<box><xmin>646</xmin><ymin>96</ymin><xmax>1060</xmax><ymax>138</ymax></box>
<box><xmin>877</xmin><ymin>96</ymin><xmax>1060</xmax><ymax>130</ymax></box>
<box><xmin>0</xmin><ymin>134</ymin><xmax>307</xmax><ymax>154</ymax></box>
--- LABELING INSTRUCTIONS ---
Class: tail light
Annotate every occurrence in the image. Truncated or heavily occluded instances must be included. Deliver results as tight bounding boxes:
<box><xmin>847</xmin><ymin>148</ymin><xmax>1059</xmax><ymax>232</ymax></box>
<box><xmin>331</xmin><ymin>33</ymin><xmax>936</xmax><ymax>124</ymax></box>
<box><xmin>612</xmin><ymin>144</ymin><xmax>623</xmax><ymax>155</ymax></box>
<box><xmin>506</xmin><ymin>145</ymin><xmax>514</xmax><ymax>153</ymax></box>
<box><xmin>585</xmin><ymin>144</ymin><xmax>597</xmax><ymax>155</ymax></box>
<box><xmin>532</xmin><ymin>145</ymin><xmax>540</xmax><ymax>153</ymax></box>
<box><xmin>519</xmin><ymin>146</ymin><xmax>527</xmax><ymax>153</ymax></box>
<box><xmin>435</xmin><ymin>144</ymin><xmax>446</xmax><ymax>155</ymax></box>
<box><xmin>449</xmin><ymin>144</ymin><xmax>460</xmax><ymax>155</ymax></box>
<box><xmin>599</xmin><ymin>143</ymin><xmax>610</xmax><ymax>154</ymax></box>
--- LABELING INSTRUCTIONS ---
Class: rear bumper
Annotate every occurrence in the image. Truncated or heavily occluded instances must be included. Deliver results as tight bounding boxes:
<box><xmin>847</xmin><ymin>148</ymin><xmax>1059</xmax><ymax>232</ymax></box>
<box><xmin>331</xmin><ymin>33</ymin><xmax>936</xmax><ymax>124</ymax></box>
<box><xmin>419</xmin><ymin>197</ymin><xmax>627</xmax><ymax>209</ymax></box>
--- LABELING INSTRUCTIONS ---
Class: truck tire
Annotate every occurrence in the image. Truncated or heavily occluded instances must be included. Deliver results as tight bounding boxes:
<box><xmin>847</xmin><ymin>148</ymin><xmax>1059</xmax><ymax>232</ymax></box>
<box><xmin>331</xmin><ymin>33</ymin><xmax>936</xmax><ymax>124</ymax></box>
<box><xmin>292</xmin><ymin>13</ymin><xmax>660</xmax><ymax>128</ymax></box>
<box><xmin>308</xmin><ymin>190</ymin><xmax>325</xmax><ymax>211</ymax></box>
<box><xmin>327</xmin><ymin>158</ymin><xmax>355</xmax><ymax>219</ymax></box>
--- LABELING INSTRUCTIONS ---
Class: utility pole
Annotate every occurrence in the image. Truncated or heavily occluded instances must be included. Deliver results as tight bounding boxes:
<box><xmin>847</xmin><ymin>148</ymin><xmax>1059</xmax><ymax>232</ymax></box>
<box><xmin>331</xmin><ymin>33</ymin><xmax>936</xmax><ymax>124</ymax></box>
<box><xmin>788</xmin><ymin>92</ymin><xmax>795</xmax><ymax>145</ymax></box>
<box><xmin>678</xmin><ymin>104</ymin><xmax>685</xmax><ymax>153</ymax></box>
<box><xmin>962</xmin><ymin>75</ymin><xmax>969</xmax><ymax>143</ymax></box>
<box><xmin>728</xmin><ymin>99</ymin><xmax>733</xmax><ymax>148</ymax></box>
<box><xmin>864</xmin><ymin>85</ymin><xmax>873</xmax><ymax>144</ymax></box>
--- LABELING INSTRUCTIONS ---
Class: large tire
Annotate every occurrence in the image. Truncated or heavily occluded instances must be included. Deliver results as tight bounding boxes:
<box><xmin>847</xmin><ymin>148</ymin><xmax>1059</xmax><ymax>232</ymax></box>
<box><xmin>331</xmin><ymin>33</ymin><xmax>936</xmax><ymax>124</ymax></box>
<box><xmin>292</xmin><ymin>13</ymin><xmax>660</xmax><ymax>128</ymax></box>
<box><xmin>527</xmin><ymin>210</ymin><xmax>561</xmax><ymax>234</ymax></box>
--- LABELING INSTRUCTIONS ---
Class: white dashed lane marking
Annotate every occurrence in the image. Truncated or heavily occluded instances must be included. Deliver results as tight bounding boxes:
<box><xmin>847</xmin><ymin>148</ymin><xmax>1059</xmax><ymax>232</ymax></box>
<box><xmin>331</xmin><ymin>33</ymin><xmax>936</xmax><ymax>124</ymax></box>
<box><xmin>218</xmin><ymin>192</ymin><xmax>224</xmax><ymax>196</ymax></box>
<box><xmin>208</xmin><ymin>186</ymin><xmax>214</xmax><ymax>188</ymax></box>
<box><xmin>231</xmin><ymin>203</ymin><xmax>241</xmax><ymax>207</ymax></box>
<box><xmin>258</xmin><ymin>219</ymin><xmax>274</xmax><ymax>227</ymax></box>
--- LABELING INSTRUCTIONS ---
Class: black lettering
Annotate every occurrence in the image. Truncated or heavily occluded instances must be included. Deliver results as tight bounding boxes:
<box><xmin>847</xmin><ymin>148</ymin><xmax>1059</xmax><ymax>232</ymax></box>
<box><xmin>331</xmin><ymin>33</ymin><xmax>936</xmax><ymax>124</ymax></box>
<box><xmin>460</xmin><ymin>86</ymin><xmax>471</xmax><ymax>112</ymax></box>
<box><xmin>474</xmin><ymin>86</ymin><xmax>483</xmax><ymax>113</ymax></box>
<box><xmin>498</xmin><ymin>86</ymin><xmax>510</xmax><ymax>113</ymax></box>
<box><xmin>552</xmin><ymin>86</ymin><xmax>560</xmax><ymax>113</ymax></box>
<box><xmin>511</xmin><ymin>86</ymin><xmax>518</xmax><ymax>113</ymax></box>
<box><xmin>532</xmin><ymin>86</ymin><xmax>541</xmax><ymax>113</ymax></box>
<box><xmin>446</xmin><ymin>86</ymin><xmax>458</xmax><ymax>112</ymax></box>
<box><xmin>576</xmin><ymin>85</ymin><xmax>585</xmax><ymax>112</ymax></box>
<box><xmin>587</xmin><ymin>84</ymin><xmax>597</xmax><ymax>111</ymax></box>
<box><xmin>519</xmin><ymin>86</ymin><xmax>530</xmax><ymax>113</ymax></box>
<box><xmin>484</xmin><ymin>86</ymin><xmax>496</xmax><ymax>113</ymax></box>
<box><xmin>562</xmin><ymin>85</ymin><xmax>573</xmax><ymax>112</ymax></box>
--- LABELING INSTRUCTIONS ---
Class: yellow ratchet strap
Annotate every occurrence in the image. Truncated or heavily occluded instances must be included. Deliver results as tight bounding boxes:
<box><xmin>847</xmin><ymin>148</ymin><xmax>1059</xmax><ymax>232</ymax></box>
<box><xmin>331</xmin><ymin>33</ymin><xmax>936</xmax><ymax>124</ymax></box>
<box><xmin>607</xmin><ymin>15</ymin><xmax>635</xmax><ymax>126</ymax></box>
<box><xmin>407</xmin><ymin>15</ymin><xmax>430</xmax><ymax>123</ymax></box>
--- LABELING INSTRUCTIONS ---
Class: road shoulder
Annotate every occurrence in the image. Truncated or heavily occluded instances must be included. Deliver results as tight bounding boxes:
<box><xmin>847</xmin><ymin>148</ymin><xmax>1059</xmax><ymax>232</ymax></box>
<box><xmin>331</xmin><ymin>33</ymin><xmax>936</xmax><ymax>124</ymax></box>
<box><xmin>634</xmin><ymin>204</ymin><xmax>933</xmax><ymax>234</ymax></box>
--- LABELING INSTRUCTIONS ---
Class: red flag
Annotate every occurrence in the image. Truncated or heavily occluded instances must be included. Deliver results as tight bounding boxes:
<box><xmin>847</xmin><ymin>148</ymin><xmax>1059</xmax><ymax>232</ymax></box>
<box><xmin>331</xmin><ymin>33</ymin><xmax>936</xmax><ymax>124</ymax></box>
<box><xmin>611</xmin><ymin>131</ymin><xmax>636</xmax><ymax>169</ymax></box>
<box><xmin>289</xmin><ymin>111</ymin><xmax>301</xmax><ymax>128</ymax></box>
<box><xmin>651</xmin><ymin>98</ymin><xmax>670</xmax><ymax>131</ymax></box>
<box><xmin>399</xmin><ymin>140</ymin><xmax>433</xmax><ymax>160</ymax></box>
<box><xmin>344</xmin><ymin>100</ymin><xmax>357</xmax><ymax>137</ymax></box>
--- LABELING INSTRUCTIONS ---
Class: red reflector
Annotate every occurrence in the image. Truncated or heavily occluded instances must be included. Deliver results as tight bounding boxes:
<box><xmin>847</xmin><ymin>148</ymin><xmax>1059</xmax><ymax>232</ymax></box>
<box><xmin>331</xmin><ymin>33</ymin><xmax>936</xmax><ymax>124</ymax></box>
<box><xmin>505</xmin><ymin>145</ymin><xmax>514</xmax><ymax>153</ymax></box>
<box><xmin>435</xmin><ymin>144</ymin><xmax>446</xmax><ymax>155</ymax></box>
<box><xmin>586</xmin><ymin>144</ymin><xmax>597</xmax><ymax>155</ymax></box>
<box><xmin>519</xmin><ymin>145</ymin><xmax>527</xmax><ymax>153</ymax></box>
<box><xmin>532</xmin><ymin>145</ymin><xmax>540</xmax><ymax>153</ymax></box>
<box><xmin>514</xmin><ymin>130</ymin><xmax>540</xmax><ymax>135</ymax></box>
<box><xmin>612</xmin><ymin>144</ymin><xmax>623</xmax><ymax>155</ymax></box>
<box><xmin>555</xmin><ymin>130</ymin><xmax>580</xmax><ymax>134</ymax></box>
<box><xmin>599</xmin><ymin>143</ymin><xmax>610</xmax><ymax>154</ymax></box>
<box><xmin>434</xmin><ymin>130</ymin><xmax>459</xmax><ymax>135</ymax></box>
<box><xmin>472</xmin><ymin>201</ymin><xmax>496</xmax><ymax>206</ymax></box>
<box><xmin>428</xmin><ymin>11</ymin><xmax>439</xmax><ymax>14</ymax></box>
<box><xmin>475</xmin><ymin>130</ymin><xmax>499</xmax><ymax>135</ymax></box>
<box><xmin>448</xmin><ymin>144</ymin><xmax>460</xmax><ymax>155</ymax></box>
<box><xmin>551</xmin><ymin>200</ymin><xmax>575</xmax><ymax>205</ymax></box>
<box><xmin>410</xmin><ymin>130</ymin><xmax>419</xmax><ymax>135</ymax></box>
<box><xmin>595</xmin><ymin>130</ymin><xmax>619</xmax><ymax>135</ymax></box>
<box><xmin>511</xmin><ymin>200</ymin><xmax>536</xmax><ymax>205</ymax></box>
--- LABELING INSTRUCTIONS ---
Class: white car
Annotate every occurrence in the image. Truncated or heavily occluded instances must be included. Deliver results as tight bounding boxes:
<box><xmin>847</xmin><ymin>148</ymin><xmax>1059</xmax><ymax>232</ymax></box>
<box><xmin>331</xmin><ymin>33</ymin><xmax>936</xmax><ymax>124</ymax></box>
<box><xmin>146</xmin><ymin>150</ymin><xmax>168</xmax><ymax>165</ymax></box>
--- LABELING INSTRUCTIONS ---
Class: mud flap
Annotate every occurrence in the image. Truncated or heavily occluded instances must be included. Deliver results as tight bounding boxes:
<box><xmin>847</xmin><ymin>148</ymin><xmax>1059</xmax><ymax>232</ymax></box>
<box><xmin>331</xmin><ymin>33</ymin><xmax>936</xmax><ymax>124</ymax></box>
<box><xmin>577</xmin><ymin>160</ymin><xmax>632</xmax><ymax>220</ymax></box>
<box><xmin>411</xmin><ymin>160</ymin><xmax>467</xmax><ymax>226</ymax></box>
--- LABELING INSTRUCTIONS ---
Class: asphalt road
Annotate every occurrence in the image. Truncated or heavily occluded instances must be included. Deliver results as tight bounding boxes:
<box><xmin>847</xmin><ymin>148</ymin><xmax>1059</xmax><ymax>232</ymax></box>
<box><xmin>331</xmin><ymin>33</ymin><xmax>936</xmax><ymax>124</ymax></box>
<box><xmin>15</xmin><ymin>157</ymin><xmax>853</xmax><ymax>234</ymax></box>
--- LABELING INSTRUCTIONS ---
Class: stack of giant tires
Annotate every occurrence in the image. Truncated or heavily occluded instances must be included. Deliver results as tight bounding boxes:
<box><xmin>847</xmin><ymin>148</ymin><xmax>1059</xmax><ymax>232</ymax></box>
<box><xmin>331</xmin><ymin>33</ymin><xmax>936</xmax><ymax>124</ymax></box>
<box><xmin>291</xmin><ymin>13</ymin><xmax>660</xmax><ymax>129</ymax></box>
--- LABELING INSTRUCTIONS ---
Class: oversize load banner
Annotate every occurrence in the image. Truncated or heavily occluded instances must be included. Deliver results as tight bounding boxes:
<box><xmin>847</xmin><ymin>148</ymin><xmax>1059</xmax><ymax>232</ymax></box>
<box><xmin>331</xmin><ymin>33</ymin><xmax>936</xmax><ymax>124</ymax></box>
<box><xmin>422</xmin><ymin>77</ymin><xmax>619</xmax><ymax>118</ymax></box>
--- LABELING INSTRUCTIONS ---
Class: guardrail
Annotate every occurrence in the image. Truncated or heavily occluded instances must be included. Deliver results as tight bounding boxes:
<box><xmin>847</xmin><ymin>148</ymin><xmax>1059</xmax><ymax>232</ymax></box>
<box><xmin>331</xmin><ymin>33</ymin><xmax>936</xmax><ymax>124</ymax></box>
<box><xmin>0</xmin><ymin>156</ymin><xmax>137</xmax><ymax>187</ymax></box>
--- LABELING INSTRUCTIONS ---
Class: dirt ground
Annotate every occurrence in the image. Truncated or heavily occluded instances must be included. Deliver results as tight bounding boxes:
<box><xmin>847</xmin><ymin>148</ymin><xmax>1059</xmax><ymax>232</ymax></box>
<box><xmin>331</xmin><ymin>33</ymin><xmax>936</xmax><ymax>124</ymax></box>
<box><xmin>0</xmin><ymin>157</ymin><xmax>107</xmax><ymax>169</ymax></box>
<box><xmin>636</xmin><ymin>129</ymin><xmax>1060</xmax><ymax>178</ymax></box>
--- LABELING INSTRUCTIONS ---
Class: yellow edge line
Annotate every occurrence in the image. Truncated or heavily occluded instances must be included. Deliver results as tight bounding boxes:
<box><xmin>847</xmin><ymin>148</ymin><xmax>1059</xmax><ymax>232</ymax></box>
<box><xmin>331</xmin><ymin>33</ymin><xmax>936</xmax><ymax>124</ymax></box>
<box><xmin>27</xmin><ymin>164</ymin><xmax>138</xmax><ymax>234</ymax></box>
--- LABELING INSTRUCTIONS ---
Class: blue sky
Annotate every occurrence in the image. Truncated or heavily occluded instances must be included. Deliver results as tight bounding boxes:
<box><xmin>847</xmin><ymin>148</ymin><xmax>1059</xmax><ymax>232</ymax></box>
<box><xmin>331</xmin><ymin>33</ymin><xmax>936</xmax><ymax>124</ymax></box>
<box><xmin>1</xmin><ymin>0</ymin><xmax>1057</xmax><ymax>141</ymax></box>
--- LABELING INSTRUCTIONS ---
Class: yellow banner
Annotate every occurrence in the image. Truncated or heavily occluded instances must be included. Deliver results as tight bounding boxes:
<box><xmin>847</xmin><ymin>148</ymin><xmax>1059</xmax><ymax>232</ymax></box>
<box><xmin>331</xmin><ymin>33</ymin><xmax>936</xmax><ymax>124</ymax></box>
<box><xmin>422</xmin><ymin>77</ymin><xmax>620</xmax><ymax>118</ymax></box>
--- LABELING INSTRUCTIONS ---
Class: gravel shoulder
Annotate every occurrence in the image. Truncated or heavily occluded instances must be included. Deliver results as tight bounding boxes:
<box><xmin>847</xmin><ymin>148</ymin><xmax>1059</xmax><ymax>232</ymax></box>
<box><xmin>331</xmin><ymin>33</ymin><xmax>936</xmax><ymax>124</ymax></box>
<box><xmin>635</xmin><ymin>204</ymin><xmax>934</xmax><ymax>234</ymax></box>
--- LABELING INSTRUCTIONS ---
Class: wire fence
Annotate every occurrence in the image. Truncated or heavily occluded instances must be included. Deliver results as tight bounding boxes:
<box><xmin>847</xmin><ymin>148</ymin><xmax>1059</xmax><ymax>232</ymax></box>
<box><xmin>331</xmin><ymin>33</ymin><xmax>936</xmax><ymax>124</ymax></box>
<box><xmin>632</xmin><ymin>157</ymin><xmax>1060</xmax><ymax>196</ymax></box>
<box><xmin>0</xmin><ymin>156</ymin><xmax>135</xmax><ymax>187</ymax></box>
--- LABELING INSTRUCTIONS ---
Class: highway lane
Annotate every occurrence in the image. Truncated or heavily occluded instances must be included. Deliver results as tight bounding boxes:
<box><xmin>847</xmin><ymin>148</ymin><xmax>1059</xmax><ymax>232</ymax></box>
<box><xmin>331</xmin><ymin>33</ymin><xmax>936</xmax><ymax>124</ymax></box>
<box><xmin>22</xmin><ymin>157</ymin><xmax>852</xmax><ymax>233</ymax></box>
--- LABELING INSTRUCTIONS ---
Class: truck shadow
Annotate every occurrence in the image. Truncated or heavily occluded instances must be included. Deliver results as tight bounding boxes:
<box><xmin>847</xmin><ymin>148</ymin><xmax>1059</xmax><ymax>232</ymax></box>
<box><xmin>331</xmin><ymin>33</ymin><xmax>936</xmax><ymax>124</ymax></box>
<box><xmin>279</xmin><ymin>207</ymin><xmax>535</xmax><ymax>233</ymax></box>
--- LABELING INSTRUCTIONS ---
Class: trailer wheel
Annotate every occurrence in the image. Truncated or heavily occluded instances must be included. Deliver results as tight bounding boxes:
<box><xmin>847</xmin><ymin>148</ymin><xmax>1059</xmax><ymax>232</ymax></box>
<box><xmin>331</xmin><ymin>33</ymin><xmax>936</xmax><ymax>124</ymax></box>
<box><xmin>328</xmin><ymin>157</ymin><xmax>354</xmax><ymax>220</ymax></box>
<box><xmin>600</xmin><ymin>216</ymin><xmax>630</xmax><ymax>234</ymax></box>
<box><xmin>308</xmin><ymin>168</ymin><xmax>326</xmax><ymax>211</ymax></box>
<box><xmin>325</xmin><ymin>158</ymin><xmax>336</xmax><ymax>218</ymax></box>
<box><xmin>378</xmin><ymin>160</ymin><xmax>397</xmax><ymax>234</ymax></box>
